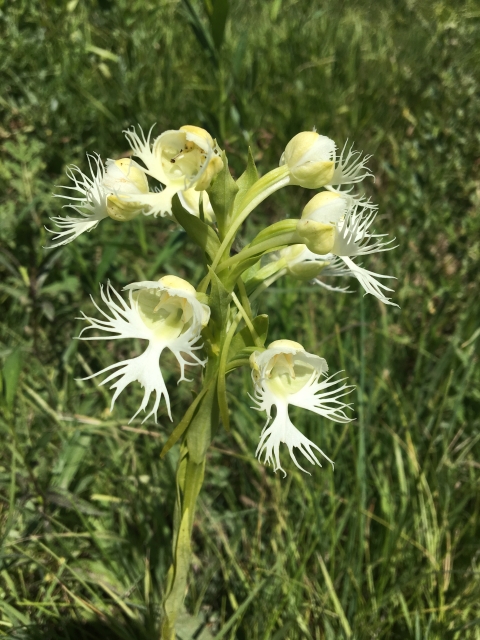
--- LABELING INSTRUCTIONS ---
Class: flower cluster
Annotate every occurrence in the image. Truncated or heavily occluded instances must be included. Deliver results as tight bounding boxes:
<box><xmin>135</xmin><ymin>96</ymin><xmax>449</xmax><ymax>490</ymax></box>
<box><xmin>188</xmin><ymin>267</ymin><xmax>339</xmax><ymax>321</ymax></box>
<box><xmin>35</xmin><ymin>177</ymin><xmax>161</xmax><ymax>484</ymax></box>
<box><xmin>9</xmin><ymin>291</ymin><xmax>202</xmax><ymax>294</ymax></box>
<box><xmin>50</xmin><ymin>125</ymin><xmax>396</xmax><ymax>474</ymax></box>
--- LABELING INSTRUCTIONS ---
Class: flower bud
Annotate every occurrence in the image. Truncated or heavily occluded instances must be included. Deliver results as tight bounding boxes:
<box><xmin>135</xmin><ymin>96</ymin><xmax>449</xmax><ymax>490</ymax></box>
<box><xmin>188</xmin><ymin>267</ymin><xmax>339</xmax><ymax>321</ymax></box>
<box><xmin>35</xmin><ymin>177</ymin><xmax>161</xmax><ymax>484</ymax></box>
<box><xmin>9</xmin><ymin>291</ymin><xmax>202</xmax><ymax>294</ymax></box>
<box><xmin>102</xmin><ymin>158</ymin><xmax>149</xmax><ymax>195</ymax></box>
<box><xmin>280</xmin><ymin>132</ymin><xmax>335</xmax><ymax>188</ymax></box>
<box><xmin>279</xmin><ymin>245</ymin><xmax>329</xmax><ymax>280</ymax></box>
<box><xmin>301</xmin><ymin>191</ymin><xmax>346</xmax><ymax>224</ymax></box>
<box><xmin>106</xmin><ymin>195</ymin><xmax>145</xmax><ymax>221</ymax></box>
<box><xmin>296</xmin><ymin>219</ymin><xmax>335</xmax><ymax>255</ymax></box>
<box><xmin>103</xmin><ymin>159</ymin><xmax>150</xmax><ymax>221</ymax></box>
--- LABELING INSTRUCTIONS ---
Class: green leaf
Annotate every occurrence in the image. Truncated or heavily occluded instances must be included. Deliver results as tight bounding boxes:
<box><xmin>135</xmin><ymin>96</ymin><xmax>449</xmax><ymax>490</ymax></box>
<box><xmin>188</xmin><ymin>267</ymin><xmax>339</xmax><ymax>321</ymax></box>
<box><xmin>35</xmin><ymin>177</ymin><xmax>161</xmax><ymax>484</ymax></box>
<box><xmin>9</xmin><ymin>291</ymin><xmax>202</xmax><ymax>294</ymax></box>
<box><xmin>249</xmin><ymin>218</ymin><xmax>299</xmax><ymax>248</ymax></box>
<box><xmin>205</xmin><ymin>0</ymin><xmax>229</xmax><ymax>51</ymax></box>
<box><xmin>3</xmin><ymin>348</ymin><xmax>23</xmax><ymax>410</ymax></box>
<box><xmin>172</xmin><ymin>194</ymin><xmax>221</xmax><ymax>264</ymax></box>
<box><xmin>163</xmin><ymin>507</ymin><xmax>193</xmax><ymax>632</ymax></box>
<box><xmin>186</xmin><ymin>380</ymin><xmax>219</xmax><ymax>463</ymax></box>
<box><xmin>234</xmin><ymin>147</ymin><xmax>259</xmax><ymax>214</ymax></box>
<box><xmin>208</xmin><ymin>267</ymin><xmax>231</xmax><ymax>338</ymax></box>
<box><xmin>207</xmin><ymin>150</ymin><xmax>239</xmax><ymax>239</ymax></box>
<box><xmin>160</xmin><ymin>384</ymin><xmax>211</xmax><ymax>459</ymax></box>
<box><xmin>228</xmin><ymin>314</ymin><xmax>269</xmax><ymax>361</ymax></box>
<box><xmin>244</xmin><ymin>260</ymin><xmax>286</xmax><ymax>295</ymax></box>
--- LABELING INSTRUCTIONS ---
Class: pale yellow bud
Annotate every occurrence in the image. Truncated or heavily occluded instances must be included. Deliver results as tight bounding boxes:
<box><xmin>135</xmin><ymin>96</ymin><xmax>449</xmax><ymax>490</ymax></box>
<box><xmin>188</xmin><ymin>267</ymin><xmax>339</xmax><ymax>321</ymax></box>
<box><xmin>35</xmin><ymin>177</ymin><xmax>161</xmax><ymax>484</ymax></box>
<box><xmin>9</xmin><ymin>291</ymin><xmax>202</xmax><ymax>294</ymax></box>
<box><xmin>301</xmin><ymin>191</ymin><xmax>342</xmax><ymax>220</ymax></box>
<box><xmin>106</xmin><ymin>195</ymin><xmax>144</xmax><ymax>222</ymax></box>
<box><xmin>296</xmin><ymin>219</ymin><xmax>335</xmax><ymax>255</ymax></box>
<box><xmin>281</xmin><ymin>131</ymin><xmax>335</xmax><ymax>189</ymax></box>
<box><xmin>289</xmin><ymin>259</ymin><xmax>329</xmax><ymax>281</ymax></box>
<box><xmin>103</xmin><ymin>158</ymin><xmax>149</xmax><ymax>195</ymax></box>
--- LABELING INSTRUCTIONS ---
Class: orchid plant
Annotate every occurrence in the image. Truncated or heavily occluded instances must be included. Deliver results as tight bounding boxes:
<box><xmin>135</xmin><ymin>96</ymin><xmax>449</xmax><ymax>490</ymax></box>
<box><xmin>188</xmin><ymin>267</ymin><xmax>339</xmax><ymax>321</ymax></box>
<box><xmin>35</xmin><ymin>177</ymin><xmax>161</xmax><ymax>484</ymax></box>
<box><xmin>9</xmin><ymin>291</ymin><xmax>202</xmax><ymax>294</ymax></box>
<box><xmin>48</xmin><ymin>126</ymin><xmax>396</xmax><ymax>638</ymax></box>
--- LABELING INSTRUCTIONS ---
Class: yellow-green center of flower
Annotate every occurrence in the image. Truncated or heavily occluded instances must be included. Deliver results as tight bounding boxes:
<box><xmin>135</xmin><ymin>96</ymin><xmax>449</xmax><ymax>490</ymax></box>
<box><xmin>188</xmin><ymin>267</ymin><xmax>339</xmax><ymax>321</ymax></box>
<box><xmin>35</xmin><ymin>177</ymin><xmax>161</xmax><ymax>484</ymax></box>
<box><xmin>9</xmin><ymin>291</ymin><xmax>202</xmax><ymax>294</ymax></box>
<box><xmin>265</xmin><ymin>352</ymin><xmax>316</xmax><ymax>398</ymax></box>
<box><xmin>134</xmin><ymin>288</ymin><xmax>194</xmax><ymax>341</ymax></box>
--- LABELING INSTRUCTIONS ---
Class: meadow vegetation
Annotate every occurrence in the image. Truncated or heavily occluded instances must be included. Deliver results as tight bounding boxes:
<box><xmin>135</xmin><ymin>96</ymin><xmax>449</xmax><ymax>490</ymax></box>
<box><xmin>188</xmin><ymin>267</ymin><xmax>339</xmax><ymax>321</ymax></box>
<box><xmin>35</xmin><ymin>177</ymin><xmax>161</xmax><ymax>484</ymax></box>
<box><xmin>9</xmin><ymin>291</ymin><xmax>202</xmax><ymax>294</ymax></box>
<box><xmin>1</xmin><ymin>0</ymin><xmax>480</xmax><ymax>637</ymax></box>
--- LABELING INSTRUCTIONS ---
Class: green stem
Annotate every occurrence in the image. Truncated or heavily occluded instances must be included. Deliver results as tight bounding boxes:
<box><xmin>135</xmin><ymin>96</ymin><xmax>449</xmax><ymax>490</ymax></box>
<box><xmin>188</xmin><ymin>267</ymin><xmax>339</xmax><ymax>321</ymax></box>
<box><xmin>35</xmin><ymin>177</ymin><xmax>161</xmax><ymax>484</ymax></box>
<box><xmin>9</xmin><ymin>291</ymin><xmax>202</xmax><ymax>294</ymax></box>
<box><xmin>161</xmin><ymin>361</ymin><xmax>218</xmax><ymax>639</ymax></box>
<box><xmin>216</xmin><ymin>311</ymin><xmax>243</xmax><ymax>431</ymax></box>
<box><xmin>250</xmin><ymin>268</ymin><xmax>288</xmax><ymax>302</ymax></box>
<box><xmin>161</xmin><ymin>444</ymin><xmax>205</xmax><ymax>640</ymax></box>
<box><xmin>210</xmin><ymin>166</ymin><xmax>291</xmax><ymax>273</ymax></box>
<box><xmin>231</xmin><ymin>292</ymin><xmax>262</xmax><ymax>347</ymax></box>
<box><xmin>216</xmin><ymin>232</ymin><xmax>299</xmax><ymax>274</ymax></box>
<box><xmin>236</xmin><ymin>278</ymin><xmax>253</xmax><ymax>319</ymax></box>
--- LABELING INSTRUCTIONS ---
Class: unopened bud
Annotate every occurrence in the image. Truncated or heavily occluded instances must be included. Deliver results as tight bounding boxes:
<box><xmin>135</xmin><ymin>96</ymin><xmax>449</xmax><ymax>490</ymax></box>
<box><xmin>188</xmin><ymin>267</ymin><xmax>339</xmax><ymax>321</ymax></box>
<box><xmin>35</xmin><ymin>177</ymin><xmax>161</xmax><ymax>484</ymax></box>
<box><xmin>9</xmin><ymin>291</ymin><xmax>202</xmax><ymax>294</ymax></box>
<box><xmin>289</xmin><ymin>259</ymin><xmax>328</xmax><ymax>280</ymax></box>
<box><xmin>103</xmin><ymin>158</ymin><xmax>149</xmax><ymax>195</ymax></box>
<box><xmin>296</xmin><ymin>219</ymin><xmax>335</xmax><ymax>255</ymax></box>
<box><xmin>301</xmin><ymin>191</ymin><xmax>346</xmax><ymax>223</ymax></box>
<box><xmin>280</xmin><ymin>132</ymin><xmax>335</xmax><ymax>188</ymax></box>
<box><xmin>106</xmin><ymin>195</ymin><xmax>144</xmax><ymax>221</ymax></box>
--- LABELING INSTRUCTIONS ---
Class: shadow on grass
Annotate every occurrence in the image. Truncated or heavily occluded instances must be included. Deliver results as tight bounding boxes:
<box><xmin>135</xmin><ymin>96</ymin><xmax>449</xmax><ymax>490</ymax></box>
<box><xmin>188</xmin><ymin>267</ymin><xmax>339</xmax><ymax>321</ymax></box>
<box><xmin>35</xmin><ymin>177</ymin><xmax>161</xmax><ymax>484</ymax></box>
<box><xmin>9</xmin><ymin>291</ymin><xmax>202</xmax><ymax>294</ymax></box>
<box><xmin>15</xmin><ymin>614</ymin><xmax>159</xmax><ymax>640</ymax></box>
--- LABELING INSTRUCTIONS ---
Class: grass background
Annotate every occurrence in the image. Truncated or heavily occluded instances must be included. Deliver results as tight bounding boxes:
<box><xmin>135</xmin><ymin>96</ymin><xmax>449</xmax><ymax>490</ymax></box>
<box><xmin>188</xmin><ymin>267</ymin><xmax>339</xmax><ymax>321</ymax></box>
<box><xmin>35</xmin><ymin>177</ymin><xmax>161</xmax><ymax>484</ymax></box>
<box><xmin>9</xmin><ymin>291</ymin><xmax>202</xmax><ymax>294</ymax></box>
<box><xmin>1</xmin><ymin>0</ymin><xmax>480</xmax><ymax>638</ymax></box>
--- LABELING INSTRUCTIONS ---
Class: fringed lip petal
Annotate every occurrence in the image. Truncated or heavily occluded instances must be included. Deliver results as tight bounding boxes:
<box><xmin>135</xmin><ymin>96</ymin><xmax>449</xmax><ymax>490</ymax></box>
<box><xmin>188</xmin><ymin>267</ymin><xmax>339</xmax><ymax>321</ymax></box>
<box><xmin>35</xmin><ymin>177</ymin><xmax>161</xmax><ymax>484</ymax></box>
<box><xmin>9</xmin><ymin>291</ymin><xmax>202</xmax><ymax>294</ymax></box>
<box><xmin>47</xmin><ymin>154</ymin><xmax>109</xmax><ymax>248</ymax></box>
<box><xmin>78</xmin><ymin>280</ymin><xmax>209</xmax><ymax>423</ymax></box>
<box><xmin>330</xmin><ymin>140</ymin><xmax>374</xmax><ymax>186</ymax></box>
<box><xmin>255</xmin><ymin>402</ymin><xmax>335</xmax><ymax>477</ymax></box>
<box><xmin>250</xmin><ymin>344</ymin><xmax>354</xmax><ymax>475</ymax></box>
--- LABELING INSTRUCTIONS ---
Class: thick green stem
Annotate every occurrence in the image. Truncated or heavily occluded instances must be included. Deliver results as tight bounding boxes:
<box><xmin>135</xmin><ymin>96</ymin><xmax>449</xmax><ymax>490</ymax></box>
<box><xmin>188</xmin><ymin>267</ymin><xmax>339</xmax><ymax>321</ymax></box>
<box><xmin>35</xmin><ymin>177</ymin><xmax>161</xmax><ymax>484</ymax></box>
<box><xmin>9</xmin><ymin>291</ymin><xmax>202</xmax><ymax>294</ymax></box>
<box><xmin>210</xmin><ymin>166</ymin><xmax>291</xmax><ymax>274</ymax></box>
<box><xmin>216</xmin><ymin>232</ymin><xmax>300</xmax><ymax>274</ymax></box>
<box><xmin>161</xmin><ymin>362</ymin><xmax>218</xmax><ymax>639</ymax></box>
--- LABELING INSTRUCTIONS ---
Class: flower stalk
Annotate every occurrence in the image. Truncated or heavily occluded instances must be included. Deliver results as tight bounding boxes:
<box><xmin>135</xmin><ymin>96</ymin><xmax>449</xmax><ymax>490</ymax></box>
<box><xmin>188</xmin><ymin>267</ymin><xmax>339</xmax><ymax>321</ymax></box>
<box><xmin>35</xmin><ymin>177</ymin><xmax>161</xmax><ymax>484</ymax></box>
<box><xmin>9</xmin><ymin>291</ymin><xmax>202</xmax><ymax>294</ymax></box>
<box><xmin>51</xmin><ymin>122</ymin><xmax>397</xmax><ymax>637</ymax></box>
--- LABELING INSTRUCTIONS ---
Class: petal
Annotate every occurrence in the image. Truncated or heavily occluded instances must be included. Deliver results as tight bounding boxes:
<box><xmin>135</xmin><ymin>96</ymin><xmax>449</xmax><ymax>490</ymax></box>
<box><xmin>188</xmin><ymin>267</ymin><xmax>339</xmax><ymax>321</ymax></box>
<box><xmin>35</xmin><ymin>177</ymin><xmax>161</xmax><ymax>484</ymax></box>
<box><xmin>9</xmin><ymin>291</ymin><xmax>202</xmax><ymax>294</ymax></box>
<box><xmin>330</xmin><ymin>141</ymin><xmax>374</xmax><ymax>186</ymax></box>
<box><xmin>78</xmin><ymin>282</ymin><xmax>152</xmax><ymax>341</ymax></box>
<box><xmin>339</xmin><ymin>256</ymin><xmax>398</xmax><ymax>307</ymax></box>
<box><xmin>123</xmin><ymin>186</ymin><xmax>180</xmax><ymax>217</ymax></box>
<box><xmin>289</xmin><ymin>371</ymin><xmax>354</xmax><ymax>423</ymax></box>
<box><xmin>82</xmin><ymin>342</ymin><xmax>170</xmax><ymax>423</ymax></box>
<box><xmin>45</xmin><ymin>213</ymin><xmax>105</xmax><ymax>248</ymax></box>
<box><xmin>256</xmin><ymin>402</ymin><xmax>334</xmax><ymax>476</ymax></box>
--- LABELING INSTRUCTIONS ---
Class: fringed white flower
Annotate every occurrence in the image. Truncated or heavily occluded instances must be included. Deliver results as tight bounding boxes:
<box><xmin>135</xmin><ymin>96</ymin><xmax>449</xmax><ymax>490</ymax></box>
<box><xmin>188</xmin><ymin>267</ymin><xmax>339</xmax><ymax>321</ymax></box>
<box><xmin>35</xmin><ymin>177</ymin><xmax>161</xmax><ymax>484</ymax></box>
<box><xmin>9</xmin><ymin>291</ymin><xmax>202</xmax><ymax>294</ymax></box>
<box><xmin>78</xmin><ymin>275</ymin><xmax>210</xmax><ymax>423</ymax></box>
<box><xmin>123</xmin><ymin>124</ymin><xmax>223</xmax><ymax>217</ymax></box>
<box><xmin>296</xmin><ymin>191</ymin><xmax>398</xmax><ymax>306</ymax></box>
<box><xmin>250</xmin><ymin>340</ymin><xmax>353</xmax><ymax>476</ymax></box>
<box><xmin>280</xmin><ymin>130</ymin><xmax>373</xmax><ymax>191</ymax></box>
<box><xmin>47</xmin><ymin>155</ymin><xmax>149</xmax><ymax>247</ymax></box>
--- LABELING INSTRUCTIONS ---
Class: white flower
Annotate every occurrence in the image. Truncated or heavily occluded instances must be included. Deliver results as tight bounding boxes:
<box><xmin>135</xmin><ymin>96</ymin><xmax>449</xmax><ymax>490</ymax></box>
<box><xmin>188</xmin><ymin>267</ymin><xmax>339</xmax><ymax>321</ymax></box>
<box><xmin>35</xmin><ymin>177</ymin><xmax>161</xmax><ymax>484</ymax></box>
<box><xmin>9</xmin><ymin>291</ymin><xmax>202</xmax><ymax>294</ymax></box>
<box><xmin>78</xmin><ymin>276</ymin><xmax>210</xmax><ymax>423</ymax></box>
<box><xmin>297</xmin><ymin>192</ymin><xmax>398</xmax><ymax>306</ymax></box>
<box><xmin>47</xmin><ymin>155</ymin><xmax>149</xmax><ymax>247</ymax></box>
<box><xmin>250</xmin><ymin>340</ymin><xmax>353</xmax><ymax>475</ymax></box>
<box><xmin>123</xmin><ymin>124</ymin><xmax>223</xmax><ymax>217</ymax></box>
<box><xmin>280</xmin><ymin>131</ymin><xmax>373</xmax><ymax>190</ymax></box>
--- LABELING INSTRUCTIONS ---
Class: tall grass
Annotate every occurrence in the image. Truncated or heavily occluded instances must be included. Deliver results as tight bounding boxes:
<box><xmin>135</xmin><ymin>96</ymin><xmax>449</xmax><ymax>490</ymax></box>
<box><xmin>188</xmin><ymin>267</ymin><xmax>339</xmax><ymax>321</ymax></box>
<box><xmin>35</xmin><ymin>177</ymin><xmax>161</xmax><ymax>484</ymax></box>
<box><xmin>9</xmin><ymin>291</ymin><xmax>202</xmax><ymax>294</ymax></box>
<box><xmin>1</xmin><ymin>0</ymin><xmax>479</xmax><ymax>637</ymax></box>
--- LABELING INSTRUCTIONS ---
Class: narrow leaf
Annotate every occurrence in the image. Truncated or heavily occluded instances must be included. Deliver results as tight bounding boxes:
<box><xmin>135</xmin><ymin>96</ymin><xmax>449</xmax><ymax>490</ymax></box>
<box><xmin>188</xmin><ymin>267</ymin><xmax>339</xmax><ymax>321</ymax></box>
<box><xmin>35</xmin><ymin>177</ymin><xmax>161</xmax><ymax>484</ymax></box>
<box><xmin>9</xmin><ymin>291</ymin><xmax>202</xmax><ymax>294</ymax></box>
<box><xmin>187</xmin><ymin>381</ymin><xmax>219</xmax><ymax>463</ymax></box>
<box><xmin>161</xmin><ymin>384</ymin><xmax>211</xmax><ymax>459</ymax></box>
<box><xmin>234</xmin><ymin>147</ymin><xmax>259</xmax><ymax>214</ymax></box>
<box><xmin>3</xmin><ymin>348</ymin><xmax>22</xmax><ymax>410</ymax></box>
<box><xmin>172</xmin><ymin>195</ymin><xmax>221</xmax><ymax>264</ymax></box>
<box><xmin>208</xmin><ymin>267</ymin><xmax>231</xmax><ymax>337</ymax></box>
<box><xmin>207</xmin><ymin>151</ymin><xmax>239</xmax><ymax>239</ymax></box>
<box><xmin>228</xmin><ymin>315</ymin><xmax>269</xmax><ymax>361</ymax></box>
<box><xmin>207</xmin><ymin>0</ymin><xmax>229</xmax><ymax>50</ymax></box>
